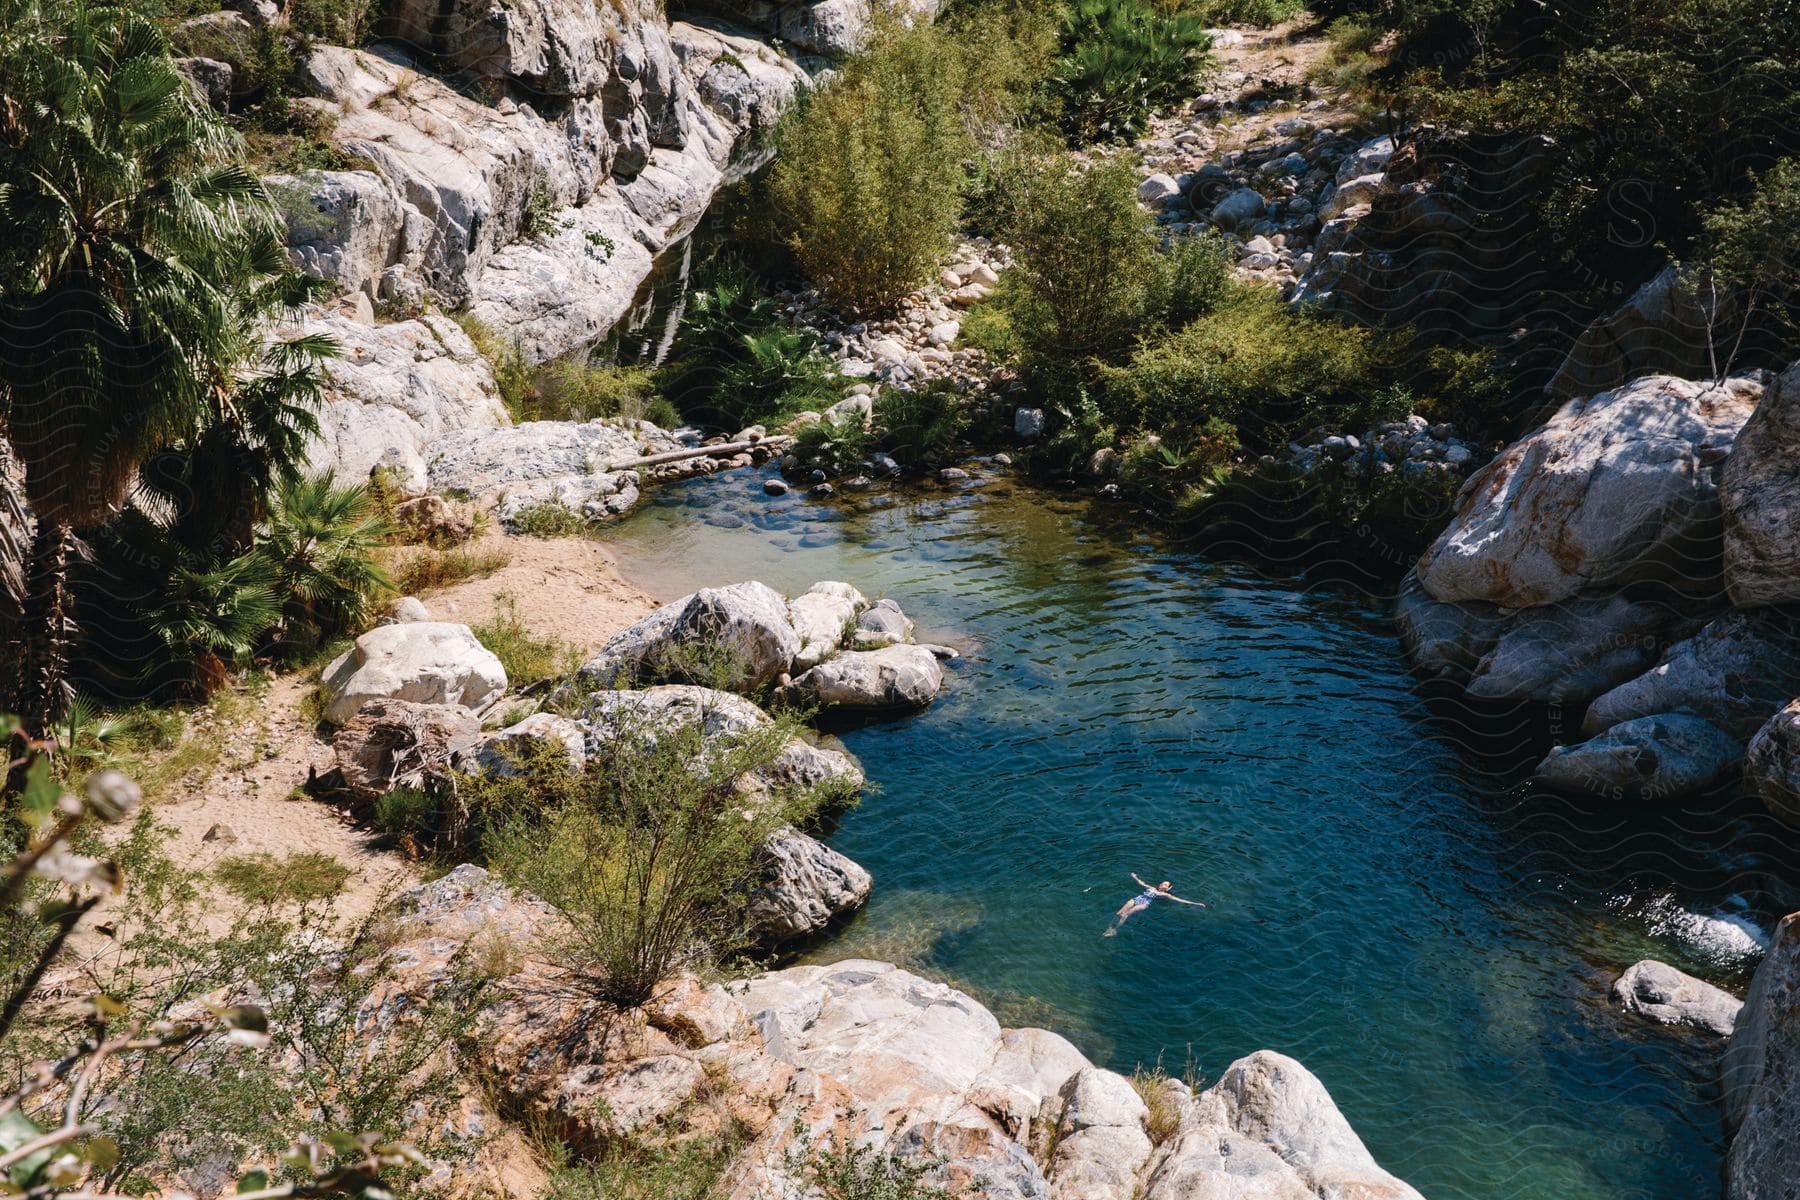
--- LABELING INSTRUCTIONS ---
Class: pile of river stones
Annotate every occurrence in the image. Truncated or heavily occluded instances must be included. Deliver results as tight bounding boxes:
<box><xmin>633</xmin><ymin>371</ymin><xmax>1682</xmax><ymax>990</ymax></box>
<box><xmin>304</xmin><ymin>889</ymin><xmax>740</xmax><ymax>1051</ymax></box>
<box><xmin>772</xmin><ymin>237</ymin><xmax>1017</xmax><ymax>395</ymax></box>
<box><xmin>1286</xmin><ymin>415</ymin><xmax>1475</xmax><ymax>480</ymax></box>
<box><xmin>315</xmin><ymin>579</ymin><xmax>954</xmax><ymax>944</ymax></box>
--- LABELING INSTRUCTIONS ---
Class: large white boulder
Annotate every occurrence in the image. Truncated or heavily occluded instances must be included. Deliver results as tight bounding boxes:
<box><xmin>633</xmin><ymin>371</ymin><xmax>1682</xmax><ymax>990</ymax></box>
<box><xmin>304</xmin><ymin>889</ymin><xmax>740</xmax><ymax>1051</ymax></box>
<box><xmin>1533</xmin><ymin>712</ymin><xmax>1741</xmax><ymax>803</ymax></box>
<box><xmin>300</xmin><ymin>311</ymin><xmax>509</xmax><ymax>489</ymax></box>
<box><xmin>1611</xmin><ymin>959</ymin><xmax>1741</xmax><ymax>1037</ymax></box>
<box><xmin>1460</xmin><ymin>593</ymin><xmax>1702</xmax><ymax>709</ymax></box>
<box><xmin>1724</xmin><ymin>910</ymin><xmax>1800</xmax><ymax>1200</ymax></box>
<box><xmin>320</xmin><ymin>623</ymin><xmax>507</xmax><ymax>724</ymax></box>
<box><xmin>1722</xmin><ymin>361</ymin><xmax>1800</xmax><ymax>609</ymax></box>
<box><xmin>1415</xmin><ymin>374</ymin><xmax>1762</xmax><ymax>608</ymax></box>
<box><xmin>1183</xmin><ymin>1051</ymin><xmax>1424</xmax><ymax>1200</ymax></box>
<box><xmin>1051</xmin><ymin>1067</ymin><xmax>1155</xmax><ymax>1200</ymax></box>
<box><xmin>580</xmin><ymin>581</ymin><xmax>804</xmax><ymax>692</ymax></box>
<box><xmin>787</xmin><ymin>581</ymin><xmax>870</xmax><ymax>672</ymax></box>
<box><xmin>786</xmin><ymin>644</ymin><xmax>945</xmax><ymax>712</ymax></box>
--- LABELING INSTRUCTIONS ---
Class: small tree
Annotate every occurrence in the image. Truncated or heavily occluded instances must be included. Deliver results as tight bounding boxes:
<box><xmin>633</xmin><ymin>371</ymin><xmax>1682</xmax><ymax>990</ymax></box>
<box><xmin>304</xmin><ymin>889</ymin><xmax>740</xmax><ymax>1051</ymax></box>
<box><xmin>484</xmin><ymin>699</ymin><xmax>813</xmax><ymax>1008</ymax></box>
<box><xmin>765</xmin><ymin>16</ymin><xmax>970</xmax><ymax>311</ymax></box>
<box><xmin>1690</xmin><ymin>156</ymin><xmax>1800</xmax><ymax>381</ymax></box>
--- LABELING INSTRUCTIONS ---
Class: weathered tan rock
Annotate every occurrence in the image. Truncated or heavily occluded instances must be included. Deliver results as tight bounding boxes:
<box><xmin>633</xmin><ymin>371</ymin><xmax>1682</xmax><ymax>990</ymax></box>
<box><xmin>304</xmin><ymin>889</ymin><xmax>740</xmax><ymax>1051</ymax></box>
<box><xmin>368</xmin><ymin>869</ymin><xmax>1426</xmax><ymax>1200</ymax></box>
<box><xmin>1612</xmin><ymin>959</ymin><xmax>1741</xmax><ymax>1037</ymax></box>
<box><xmin>1722</xmin><ymin>361</ymin><xmax>1800</xmax><ymax>609</ymax></box>
<box><xmin>392</xmin><ymin>494</ymin><xmax>474</xmax><ymax>546</ymax></box>
<box><xmin>1723</xmin><ymin>911</ymin><xmax>1800</xmax><ymax>1200</ymax></box>
<box><xmin>1746</xmin><ymin>700</ymin><xmax>1800</xmax><ymax>829</ymax></box>
<box><xmin>1415</xmin><ymin>374</ymin><xmax>1761</xmax><ymax>608</ymax></box>
<box><xmin>319</xmin><ymin>622</ymin><xmax>508</xmax><ymax>724</ymax></box>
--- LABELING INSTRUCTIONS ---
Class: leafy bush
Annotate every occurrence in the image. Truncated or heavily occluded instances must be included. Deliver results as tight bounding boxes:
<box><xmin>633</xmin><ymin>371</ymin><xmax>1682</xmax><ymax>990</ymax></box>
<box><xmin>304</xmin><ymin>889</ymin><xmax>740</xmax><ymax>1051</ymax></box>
<box><xmin>508</xmin><ymin>502</ymin><xmax>595</xmax><ymax>538</ymax></box>
<box><xmin>1688</xmin><ymin>155</ymin><xmax>1800</xmax><ymax>376</ymax></box>
<box><xmin>1192</xmin><ymin>0</ymin><xmax>1303</xmax><ymax>25</ymax></box>
<box><xmin>255</xmin><ymin>473</ymin><xmax>393</xmax><ymax>656</ymax></box>
<box><xmin>483</xmin><ymin>704</ymin><xmax>822</xmax><ymax>1007</ymax></box>
<box><xmin>764</xmin><ymin>16</ymin><xmax>970</xmax><ymax>310</ymax></box>
<box><xmin>472</xmin><ymin>592</ymin><xmax>581</xmax><ymax>686</ymax></box>
<box><xmin>660</xmin><ymin>264</ymin><xmax>840</xmax><ymax>428</ymax></box>
<box><xmin>1098</xmin><ymin>290</ymin><xmax>1384</xmax><ymax>445</ymax></box>
<box><xmin>1050</xmin><ymin>0</ymin><xmax>1214</xmax><ymax>143</ymax></box>
<box><xmin>996</xmin><ymin>155</ymin><xmax>1231</xmax><ymax>387</ymax></box>
<box><xmin>530</xmin><ymin>359</ymin><xmax>664</xmax><ymax>423</ymax></box>
<box><xmin>873</xmin><ymin>385</ymin><xmax>972</xmax><ymax>468</ymax></box>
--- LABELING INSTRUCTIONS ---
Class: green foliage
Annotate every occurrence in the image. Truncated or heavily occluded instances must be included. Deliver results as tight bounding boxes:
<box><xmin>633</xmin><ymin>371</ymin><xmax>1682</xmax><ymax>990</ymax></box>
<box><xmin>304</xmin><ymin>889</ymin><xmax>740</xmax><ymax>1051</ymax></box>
<box><xmin>1689</xmin><ymin>156</ymin><xmax>1800</xmax><ymax>374</ymax></box>
<box><xmin>1049</xmin><ymin>0</ymin><xmax>1214</xmax><ymax>143</ymax></box>
<box><xmin>1192</xmin><ymin>0</ymin><xmax>1302</xmax><ymax>24</ymax></box>
<box><xmin>472</xmin><ymin>592</ymin><xmax>582</xmax><ymax>686</ymax></box>
<box><xmin>459</xmin><ymin>316</ymin><xmax>536</xmax><ymax>420</ymax></box>
<box><xmin>661</xmin><ymin>262</ymin><xmax>839</xmax><ymax>428</ymax></box>
<box><xmin>255</xmin><ymin>473</ymin><xmax>393</xmax><ymax>655</ymax></box>
<box><xmin>214</xmin><ymin>849</ymin><xmax>352</xmax><ymax>907</ymax></box>
<box><xmin>1098</xmin><ymin>290</ymin><xmax>1384</xmax><ymax>444</ymax></box>
<box><xmin>530</xmin><ymin>359</ymin><xmax>665</xmax><ymax>423</ymax></box>
<box><xmin>765</xmin><ymin>16</ymin><xmax>971</xmax><ymax>310</ymax></box>
<box><xmin>544</xmin><ymin>1132</ymin><xmax>743</xmax><ymax>1200</ymax></box>
<box><xmin>284</xmin><ymin>0</ymin><xmax>382</xmax><ymax>47</ymax></box>
<box><xmin>995</xmin><ymin>155</ymin><xmax>1231</xmax><ymax>385</ymax></box>
<box><xmin>507</xmin><ymin>502</ymin><xmax>596</xmax><ymax>538</ymax></box>
<box><xmin>783</xmin><ymin>1118</ymin><xmax>954</xmax><ymax>1200</ymax></box>
<box><xmin>873</xmin><ymin>385</ymin><xmax>972</xmax><ymax>469</ymax></box>
<box><xmin>483</xmin><ymin>705</ymin><xmax>822</xmax><ymax>1007</ymax></box>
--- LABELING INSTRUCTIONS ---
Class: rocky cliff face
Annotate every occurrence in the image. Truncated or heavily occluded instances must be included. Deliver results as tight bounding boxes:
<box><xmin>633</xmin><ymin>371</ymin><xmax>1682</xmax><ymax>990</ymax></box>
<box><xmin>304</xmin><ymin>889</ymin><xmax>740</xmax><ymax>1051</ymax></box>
<box><xmin>1723</xmin><ymin>910</ymin><xmax>1800</xmax><ymax>1199</ymax></box>
<box><xmin>242</xmin><ymin>0</ymin><xmax>819</xmax><ymax>484</ymax></box>
<box><xmin>380</xmin><ymin>865</ymin><xmax>1426</xmax><ymax>1200</ymax></box>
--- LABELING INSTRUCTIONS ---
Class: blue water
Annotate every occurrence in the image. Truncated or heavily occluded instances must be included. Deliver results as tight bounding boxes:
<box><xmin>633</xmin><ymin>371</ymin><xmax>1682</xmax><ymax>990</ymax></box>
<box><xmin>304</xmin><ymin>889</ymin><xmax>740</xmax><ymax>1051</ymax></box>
<box><xmin>600</xmin><ymin>466</ymin><xmax>1800</xmax><ymax>1200</ymax></box>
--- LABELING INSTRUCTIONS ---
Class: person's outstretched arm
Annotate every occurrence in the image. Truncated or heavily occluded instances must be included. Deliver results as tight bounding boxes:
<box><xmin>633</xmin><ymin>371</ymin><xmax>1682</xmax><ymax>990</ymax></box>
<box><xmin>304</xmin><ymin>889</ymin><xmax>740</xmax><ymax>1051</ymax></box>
<box><xmin>1168</xmin><ymin>894</ymin><xmax>1206</xmax><ymax>907</ymax></box>
<box><xmin>1130</xmin><ymin>872</ymin><xmax>1151</xmax><ymax>889</ymax></box>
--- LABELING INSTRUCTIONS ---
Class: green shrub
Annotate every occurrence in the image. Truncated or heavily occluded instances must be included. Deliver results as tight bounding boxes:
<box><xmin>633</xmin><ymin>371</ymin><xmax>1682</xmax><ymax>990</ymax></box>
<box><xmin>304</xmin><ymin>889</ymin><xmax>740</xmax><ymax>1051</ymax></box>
<box><xmin>1193</xmin><ymin>0</ymin><xmax>1303</xmax><ymax>26</ymax></box>
<box><xmin>507</xmin><ymin>502</ymin><xmax>595</xmax><ymax>539</ymax></box>
<box><xmin>873</xmin><ymin>385</ymin><xmax>971</xmax><ymax>468</ymax></box>
<box><xmin>1099</xmin><ymin>290</ymin><xmax>1384</xmax><ymax>446</ymax></box>
<box><xmin>483</xmin><ymin>705</ymin><xmax>821</xmax><ymax>1007</ymax></box>
<box><xmin>1050</xmin><ymin>0</ymin><xmax>1214</xmax><ymax>143</ymax></box>
<box><xmin>213</xmin><ymin>850</ymin><xmax>352</xmax><ymax>907</ymax></box>
<box><xmin>1689</xmin><ymin>155</ymin><xmax>1800</xmax><ymax>375</ymax></box>
<box><xmin>529</xmin><ymin>359</ymin><xmax>663</xmax><ymax>423</ymax></box>
<box><xmin>997</xmin><ymin>153</ymin><xmax>1162</xmax><ymax>368</ymax></box>
<box><xmin>255</xmin><ymin>473</ymin><xmax>393</xmax><ymax>656</ymax></box>
<box><xmin>473</xmin><ymin>592</ymin><xmax>582</xmax><ymax>685</ymax></box>
<box><xmin>765</xmin><ymin>17</ymin><xmax>970</xmax><ymax>310</ymax></box>
<box><xmin>458</xmin><ymin>315</ymin><xmax>535</xmax><ymax>419</ymax></box>
<box><xmin>956</xmin><ymin>279</ymin><xmax>1025</xmax><ymax>362</ymax></box>
<box><xmin>660</xmin><ymin>262</ymin><xmax>839</xmax><ymax>428</ymax></box>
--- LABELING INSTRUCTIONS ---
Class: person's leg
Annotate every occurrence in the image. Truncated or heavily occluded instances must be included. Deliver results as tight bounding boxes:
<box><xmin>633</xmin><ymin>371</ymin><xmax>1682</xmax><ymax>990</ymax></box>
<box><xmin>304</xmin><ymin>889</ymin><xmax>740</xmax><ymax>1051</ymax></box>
<box><xmin>1105</xmin><ymin>901</ymin><xmax>1135</xmax><ymax>936</ymax></box>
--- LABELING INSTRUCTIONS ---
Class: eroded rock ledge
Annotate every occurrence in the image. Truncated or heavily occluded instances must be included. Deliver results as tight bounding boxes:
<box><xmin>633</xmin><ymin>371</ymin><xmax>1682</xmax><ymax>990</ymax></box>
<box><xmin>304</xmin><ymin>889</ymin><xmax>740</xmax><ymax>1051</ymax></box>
<box><xmin>383</xmin><ymin>864</ymin><xmax>1425</xmax><ymax>1200</ymax></box>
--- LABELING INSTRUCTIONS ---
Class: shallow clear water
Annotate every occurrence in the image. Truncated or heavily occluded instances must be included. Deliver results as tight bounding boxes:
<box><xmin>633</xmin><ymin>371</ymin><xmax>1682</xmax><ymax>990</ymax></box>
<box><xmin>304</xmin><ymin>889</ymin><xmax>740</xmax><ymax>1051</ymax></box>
<box><xmin>600</xmin><ymin>467</ymin><xmax>1800</xmax><ymax>1200</ymax></box>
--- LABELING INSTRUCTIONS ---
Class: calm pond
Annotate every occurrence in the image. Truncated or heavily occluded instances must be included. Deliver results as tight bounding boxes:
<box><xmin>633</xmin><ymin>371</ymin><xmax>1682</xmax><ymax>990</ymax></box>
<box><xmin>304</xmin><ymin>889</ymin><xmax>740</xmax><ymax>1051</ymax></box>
<box><xmin>602</xmin><ymin>466</ymin><xmax>1795</xmax><ymax>1200</ymax></box>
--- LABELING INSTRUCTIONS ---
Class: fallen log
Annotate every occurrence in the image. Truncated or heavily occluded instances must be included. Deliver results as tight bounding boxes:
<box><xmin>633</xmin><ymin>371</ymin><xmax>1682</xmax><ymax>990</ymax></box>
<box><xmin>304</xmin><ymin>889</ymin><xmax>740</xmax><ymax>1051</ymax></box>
<box><xmin>604</xmin><ymin>436</ymin><xmax>791</xmax><ymax>472</ymax></box>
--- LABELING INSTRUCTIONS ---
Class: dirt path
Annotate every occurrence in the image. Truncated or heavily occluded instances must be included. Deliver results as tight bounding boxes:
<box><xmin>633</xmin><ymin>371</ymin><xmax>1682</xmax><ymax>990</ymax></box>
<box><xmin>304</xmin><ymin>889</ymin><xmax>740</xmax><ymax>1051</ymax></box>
<box><xmin>420</xmin><ymin>529</ymin><xmax>658</xmax><ymax>657</ymax></box>
<box><xmin>107</xmin><ymin>529</ymin><xmax>659</xmax><ymax>937</ymax></box>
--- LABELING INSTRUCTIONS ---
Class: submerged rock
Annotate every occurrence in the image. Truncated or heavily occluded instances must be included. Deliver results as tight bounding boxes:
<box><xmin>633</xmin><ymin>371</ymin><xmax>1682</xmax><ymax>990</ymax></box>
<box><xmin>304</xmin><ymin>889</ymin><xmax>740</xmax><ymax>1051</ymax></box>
<box><xmin>319</xmin><ymin>623</ymin><xmax>507</xmax><ymax>725</ymax></box>
<box><xmin>1612</xmin><ymin>959</ymin><xmax>1742</xmax><ymax>1036</ymax></box>
<box><xmin>1534</xmin><ymin>712</ymin><xmax>1740</xmax><ymax>803</ymax></box>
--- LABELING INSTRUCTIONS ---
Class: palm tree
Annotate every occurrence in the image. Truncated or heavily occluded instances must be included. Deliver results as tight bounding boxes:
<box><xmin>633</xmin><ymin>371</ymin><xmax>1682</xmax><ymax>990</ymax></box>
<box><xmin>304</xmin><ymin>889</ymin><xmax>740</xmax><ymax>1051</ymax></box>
<box><xmin>255</xmin><ymin>473</ymin><xmax>393</xmax><ymax>655</ymax></box>
<box><xmin>0</xmin><ymin>0</ymin><xmax>289</xmax><ymax>735</ymax></box>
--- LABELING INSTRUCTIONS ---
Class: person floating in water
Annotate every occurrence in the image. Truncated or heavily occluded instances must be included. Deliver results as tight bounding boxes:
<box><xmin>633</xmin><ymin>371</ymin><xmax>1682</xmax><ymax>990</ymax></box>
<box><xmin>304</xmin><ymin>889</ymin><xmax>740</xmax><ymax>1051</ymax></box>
<box><xmin>1105</xmin><ymin>873</ymin><xmax>1205</xmax><ymax>936</ymax></box>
